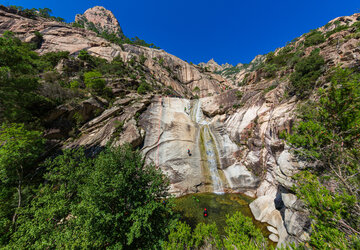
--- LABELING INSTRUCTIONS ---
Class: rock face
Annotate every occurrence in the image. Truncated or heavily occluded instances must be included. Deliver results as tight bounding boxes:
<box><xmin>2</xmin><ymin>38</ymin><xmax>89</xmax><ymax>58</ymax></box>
<box><xmin>0</xmin><ymin>6</ymin><xmax>228</xmax><ymax>98</ymax></box>
<box><xmin>75</xmin><ymin>6</ymin><xmax>123</xmax><ymax>36</ymax></box>
<box><xmin>215</xmin><ymin>54</ymin><xmax>266</xmax><ymax>85</ymax></box>
<box><xmin>139</xmin><ymin>97</ymin><xmax>249</xmax><ymax>196</ymax></box>
<box><xmin>65</xmin><ymin>94</ymin><xmax>151</xmax><ymax>149</ymax></box>
<box><xmin>198</xmin><ymin>58</ymin><xmax>225</xmax><ymax>72</ymax></box>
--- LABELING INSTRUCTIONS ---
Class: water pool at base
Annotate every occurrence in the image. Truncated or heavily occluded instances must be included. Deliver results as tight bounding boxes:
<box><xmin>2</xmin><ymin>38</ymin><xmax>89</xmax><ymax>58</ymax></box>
<box><xmin>174</xmin><ymin>193</ymin><xmax>271</xmax><ymax>239</ymax></box>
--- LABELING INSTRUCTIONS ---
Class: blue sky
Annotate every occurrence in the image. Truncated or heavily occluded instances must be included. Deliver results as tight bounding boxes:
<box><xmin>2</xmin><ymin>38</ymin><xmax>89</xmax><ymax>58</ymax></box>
<box><xmin>3</xmin><ymin>0</ymin><xmax>360</xmax><ymax>65</ymax></box>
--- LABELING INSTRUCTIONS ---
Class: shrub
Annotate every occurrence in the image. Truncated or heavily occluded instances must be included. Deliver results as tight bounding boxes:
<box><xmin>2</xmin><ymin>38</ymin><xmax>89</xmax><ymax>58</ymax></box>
<box><xmin>164</xmin><ymin>212</ymin><xmax>267</xmax><ymax>249</ymax></box>
<box><xmin>263</xmin><ymin>84</ymin><xmax>277</xmax><ymax>94</ymax></box>
<box><xmin>235</xmin><ymin>90</ymin><xmax>243</xmax><ymax>99</ymax></box>
<box><xmin>137</xmin><ymin>81</ymin><xmax>152</xmax><ymax>95</ymax></box>
<box><xmin>304</xmin><ymin>30</ymin><xmax>325</xmax><ymax>47</ymax></box>
<box><xmin>326</xmin><ymin>24</ymin><xmax>348</xmax><ymax>37</ymax></box>
<box><xmin>41</xmin><ymin>51</ymin><xmax>69</xmax><ymax>68</ymax></box>
<box><xmin>263</xmin><ymin>63</ymin><xmax>277</xmax><ymax>78</ymax></box>
<box><xmin>72</xmin><ymin>22</ymin><xmax>84</xmax><ymax>28</ymax></box>
<box><xmin>84</xmin><ymin>70</ymin><xmax>106</xmax><ymax>92</ymax></box>
<box><xmin>70</xmin><ymin>80</ymin><xmax>80</xmax><ymax>89</ymax></box>
<box><xmin>289</xmin><ymin>48</ymin><xmax>324</xmax><ymax>98</ymax></box>
<box><xmin>139</xmin><ymin>54</ymin><xmax>147</xmax><ymax>64</ymax></box>
<box><xmin>78</xmin><ymin>50</ymin><xmax>91</xmax><ymax>61</ymax></box>
<box><xmin>192</xmin><ymin>86</ymin><xmax>200</xmax><ymax>92</ymax></box>
<box><xmin>32</xmin><ymin>31</ymin><xmax>44</xmax><ymax>49</ymax></box>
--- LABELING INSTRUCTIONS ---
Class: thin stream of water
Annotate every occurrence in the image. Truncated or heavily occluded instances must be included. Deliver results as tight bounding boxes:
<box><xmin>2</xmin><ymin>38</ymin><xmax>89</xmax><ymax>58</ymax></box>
<box><xmin>190</xmin><ymin>100</ymin><xmax>224</xmax><ymax>194</ymax></box>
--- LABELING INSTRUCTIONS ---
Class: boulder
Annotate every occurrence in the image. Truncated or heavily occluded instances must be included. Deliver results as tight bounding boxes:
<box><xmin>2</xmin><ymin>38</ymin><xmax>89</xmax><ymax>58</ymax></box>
<box><xmin>269</xmin><ymin>234</ymin><xmax>279</xmax><ymax>242</ymax></box>
<box><xmin>267</xmin><ymin>226</ymin><xmax>279</xmax><ymax>235</ymax></box>
<box><xmin>281</xmin><ymin>193</ymin><xmax>297</xmax><ymax>209</ymax></box>
<box><xmin>277</xmin><ymin>150</ymin><xmax>297</xmax><ymax>177</ymax></box>
<box><xmin>284</xmin><ymin>209</ymin><xmax>311</xmax><ymax>236</ymax></box>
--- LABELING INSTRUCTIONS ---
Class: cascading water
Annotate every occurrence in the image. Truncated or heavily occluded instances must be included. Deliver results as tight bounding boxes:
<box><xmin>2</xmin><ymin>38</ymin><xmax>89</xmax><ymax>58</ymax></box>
<box><xmin>190</xmin><ymin>100</ymin><xmax>225</xmax><ymax>194</ymax></box>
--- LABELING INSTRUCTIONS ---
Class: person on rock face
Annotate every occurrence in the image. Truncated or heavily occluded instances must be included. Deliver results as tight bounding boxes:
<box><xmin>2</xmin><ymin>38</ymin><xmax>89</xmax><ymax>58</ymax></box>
<box><xmin>203</xmin><ymin>208</ymin><xmax>208</xmax><ymax>217</ymax></box>
<box><xmin>187</xmin><ymin>149</ymin><xmax>191</xmax><ymax>156</ymax></box>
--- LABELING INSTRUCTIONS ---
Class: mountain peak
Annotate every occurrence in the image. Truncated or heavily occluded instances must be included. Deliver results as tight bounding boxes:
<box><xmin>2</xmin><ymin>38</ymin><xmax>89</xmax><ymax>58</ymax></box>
<box><xmin>75</xmin><ymin>6</ymin><xmax>122</xmax><ymax>36</ymax></box>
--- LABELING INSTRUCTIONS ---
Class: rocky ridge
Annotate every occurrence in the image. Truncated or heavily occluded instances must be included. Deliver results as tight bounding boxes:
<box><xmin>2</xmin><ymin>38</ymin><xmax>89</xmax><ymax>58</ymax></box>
<box><xmin>75</xmin><ymin>6</ymin><xmax>123</xmax><ymax>36</ymax></box>
<box><xmin>203</xmin><ymin>54</ymin><xmax>266</xmax><ymax>86</ymax></box>
<box><xmin>1</xmin><ymin>5</ymin><xmax>360</xmax><ymax>248</ymax></box>
<box><xmin>198</xmin><ymin>58</ymin><xmax>233</xmax><ymax>72</ymax></box>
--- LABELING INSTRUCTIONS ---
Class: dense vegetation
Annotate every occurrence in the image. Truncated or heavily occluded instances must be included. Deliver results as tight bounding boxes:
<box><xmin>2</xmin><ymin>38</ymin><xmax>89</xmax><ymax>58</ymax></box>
<box><xmin>286</xmin><ymin>67</ymin><xmax>360</xmax><ymax>248</ymax></box>
<box><xmin>164</xmin><ymin>212</ymin><xmax>267</xmax><ymax>249</ymax></box>
<box><xmin>7</xmin><ymin>5</ymin><xmax>65</xmax><ymax>22</ymax></box>
<box><xmin>0</xmin><ymin>31</ymin><xmax>162</xmax><ymax>124</ymax></box>
<box><xmin>289</xmin><ymin>48</ymin><xmax>325</xmax><ymax>98</ymax></box>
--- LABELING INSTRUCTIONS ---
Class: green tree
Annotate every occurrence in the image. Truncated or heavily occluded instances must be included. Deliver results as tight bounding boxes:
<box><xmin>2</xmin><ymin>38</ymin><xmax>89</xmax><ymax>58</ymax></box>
<box><xmin>223</xmin><ymin>211</ymin><xmax>267</xmax><ymax>249</ymax></box>
<box><xmin>290</xmin><ymin>48</ymin><xmax>325</xmax><ymax>98</ymax></box>
<box><xmin>0</xmin><ymin>123</ymin><xmax>44</xmax><ymax>234</ymax></box>
<box><xmin>0</xmin><ymin>31</ymin><xmax>51</xmax><ymax>123</ymax></box>
<box><xmin>38</xmin><ymin>8</ymin><xmax>52</xmax><ymax>18</ymax></box>
<box><xmin>304</xmin><ymin>30</ymin><xmax>325</xmax><ymax>47</ymax></box>
<box><xmin>193</xmin><ymin>222</ymin><xmax>222</xmax><ymax>249</ymax></box>
<box><xmin>137</xmin><ymin>81</ymin><xmax>152</xmax><ymax>95</ymax></box>
<box><xmin>84</xmin><ymin>70</ymin><xmax>106</xmax><ymax>92</ymax></box>
<box><xmin>40</xmin><ymin>51</ymin><xmax>69</xmax><ymax>68</ymax></box>
<box><xmin>8</xmin><ymin>145</ymin><xmax>176</xmax><ymax>249</ymax></box>
<box><xmin>164</xmin><ymin>212</ymin><xmax>267</xmax><ymax>250</ymax></box>
<box><xmin>8</xmin><ymin>148</ymin><xmax>92</xmax><ymax>249</ymax></box>
<box><xmin>163</xmin><ymin>221</ymin><xmax>193</xmax><ymax>249</ymax></box>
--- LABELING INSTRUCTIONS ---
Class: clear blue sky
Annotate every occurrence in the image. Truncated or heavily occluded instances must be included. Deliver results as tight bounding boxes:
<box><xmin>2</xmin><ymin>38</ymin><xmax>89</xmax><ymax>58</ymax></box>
<box><xmin>3</xmin><ymin>0</ymin><xmax>360</xmax><ymax>65</ymax></box>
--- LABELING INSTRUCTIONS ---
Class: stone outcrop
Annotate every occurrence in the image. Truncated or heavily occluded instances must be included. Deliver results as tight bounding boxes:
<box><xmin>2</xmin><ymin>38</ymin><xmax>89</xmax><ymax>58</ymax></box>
<box><xmin>200</xmin><ymin>89</ymin><xmax>240</xmax><ymax>117</ymax></box>
<box><xmin>215</xmin><ymin>54</ymin><xmax>266</xmax><ymax>85</ymax></box>
<box><xmin>75</xmin><ymin>6</ymin><xmax>123</xmax><ymax>36</ymax></box>
<box><xmin>64</xmin><ymin>94</ymin><xmax>151</xmax><ymax>149</ymax></box>
<box><xmin>198</xmin><ymin>58</ymin><xmax>226</xmax><ymax>72</ymax></box>
<box><xmin>44</xmin><ymin>97</ymin><xmax>106</xmax><ymax>139</ymax></box>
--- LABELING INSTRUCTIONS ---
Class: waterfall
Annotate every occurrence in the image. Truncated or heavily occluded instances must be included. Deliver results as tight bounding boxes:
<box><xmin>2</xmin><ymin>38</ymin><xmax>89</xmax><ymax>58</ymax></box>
<box><xmin>191</xmin><ymin>100</ymin><xmax>225</xmax><ymax>194</ymax></box>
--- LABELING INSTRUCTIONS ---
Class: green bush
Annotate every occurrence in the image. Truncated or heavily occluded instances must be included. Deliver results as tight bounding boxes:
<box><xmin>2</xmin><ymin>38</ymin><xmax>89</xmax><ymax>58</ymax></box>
<box><xmin>137</xmin><ymin>81</ymin><xmax>152</xmax><ymax>95</ymax></box>
<box><xmin>32</xmin><ymin>31</ymin><xmax>44</xmax><ymax>50</ymax></box>
<box><xmin>235</xmin><ymin>90</ymin><xmax>243</xmax><ymax>99</ymax></box>
<box><xmin>289</xmin><ymin>48</ymin><xmax>324</xmax><ymax>98</ymax></box>
<box><xmin>78</xmin><ymin>50</ymin><xmax>91</xmax><ymax>61</ymax></box>
<box><xmin>139</xmin><ymin>54</ymin><xmax>147</xmax><ymax>64</ymax></box>
<box><xmin>192</xmin><ymin>86</ymin><xmax>200</xmax><ymax>92</ymax></box>
<box><xmin>263</xmin><ymin>84</ymin><xmax>277</xmax><ymax>94</ymax></box>
<box><xmin>263</xmin><ymin>63</ymin><xmax>277</xmax><ymax>78</ymax></box>
<box><xmin>72</xmin><ymin>22</ymin><xmax>84</xmax><ymax>28</ymax></box>
<box><xmin>41</xmin><ymin>51</ymin><xmax>69</xmax><ymax>68</ymax></box>
<box><xmin>304</xmin><ymin>30</ymin><xmax>325</xmax><ymax>47</ymax></box>
<box><xmin>70</xmin><ymin>80</ymin><xmax>80</xmax><ymax>89</ymax></box>
<box><xmin>325</xmin><ymin>24</ymin><xmax>348</xmax><ymax>37</ymax></box>
<box><xmin>84</xmin><ymin>70</ymin><xmax>106</xmax><ymax>92</ymax></box>
<box><xmin>7</xmin><ymin>145</ymin><xmax>176</xmax><ymax>249</ymax></box>
<box><xmin>163</xmin><ymin>212</ymin><xmax>267</xmax><ymax>249</ymax></box>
